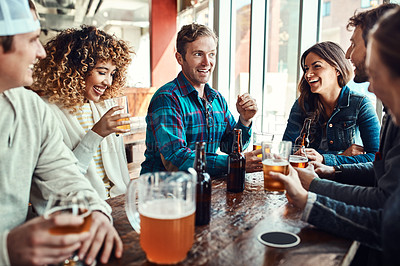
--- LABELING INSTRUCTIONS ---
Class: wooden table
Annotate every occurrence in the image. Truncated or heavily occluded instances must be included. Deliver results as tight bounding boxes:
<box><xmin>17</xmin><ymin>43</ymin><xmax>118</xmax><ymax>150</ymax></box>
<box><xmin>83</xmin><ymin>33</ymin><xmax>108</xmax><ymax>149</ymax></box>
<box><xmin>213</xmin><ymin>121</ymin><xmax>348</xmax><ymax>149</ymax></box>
<box><xmin>103</xmin><ymin>172</ymin><xmax>358</xmax><ymax>265</ymax></box>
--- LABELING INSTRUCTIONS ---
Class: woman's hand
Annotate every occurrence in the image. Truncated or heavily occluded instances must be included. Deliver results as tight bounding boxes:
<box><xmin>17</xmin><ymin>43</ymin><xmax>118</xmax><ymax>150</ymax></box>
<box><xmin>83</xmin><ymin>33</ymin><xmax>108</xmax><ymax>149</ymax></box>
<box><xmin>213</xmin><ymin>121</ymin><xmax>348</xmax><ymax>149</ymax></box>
<box><xmin>338</xmin><ymin>144</ymin><xmax>365</xmax><ymax>156</ymax></box>
<box><xmin>92</xmin><ymin>106</ymin><xmax>131</xmax><ymax>137</ymax></box>
<box><xmin>269</xmin><ymin>165</ymin><xmax>308</xmax><ymax>210</ymax></box>
<box><xmin>305</xmin><ymin>148</ymin><xmax>324</xmax><ymax>163</ymax></box>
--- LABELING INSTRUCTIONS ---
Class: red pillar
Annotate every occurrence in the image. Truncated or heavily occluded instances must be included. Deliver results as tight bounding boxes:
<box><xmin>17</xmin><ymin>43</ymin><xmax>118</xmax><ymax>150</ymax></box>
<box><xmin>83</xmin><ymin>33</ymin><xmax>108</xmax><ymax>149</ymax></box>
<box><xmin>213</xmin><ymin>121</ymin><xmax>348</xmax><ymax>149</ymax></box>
<box><xmin>150</xmin><ymin>0</ymin><xmax>178</xmax><ymax>88</ymax></box>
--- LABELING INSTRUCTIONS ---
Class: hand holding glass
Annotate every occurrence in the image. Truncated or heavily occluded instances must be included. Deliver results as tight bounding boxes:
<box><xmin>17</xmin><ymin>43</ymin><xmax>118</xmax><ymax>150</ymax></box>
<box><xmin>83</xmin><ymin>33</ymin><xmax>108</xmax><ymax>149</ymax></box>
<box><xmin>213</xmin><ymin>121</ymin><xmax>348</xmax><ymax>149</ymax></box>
<box><xmin>104</xmin><ymin>96</ymin><xmax>132</xmax><ymax>134</ymax></box>
<box><xmin>290</xmin><ymin>145</ymin><xmax>308</xmax><ymax>168</ymax></box>
<box><xmin>44</xmin><ymin>192</ymin><xmax>92</xmax><ymax>265</ymax></box>
<box><xmin>262</xmin><ymin>141</ymin><xmax>292</xmax><ymax>193</ymax></box>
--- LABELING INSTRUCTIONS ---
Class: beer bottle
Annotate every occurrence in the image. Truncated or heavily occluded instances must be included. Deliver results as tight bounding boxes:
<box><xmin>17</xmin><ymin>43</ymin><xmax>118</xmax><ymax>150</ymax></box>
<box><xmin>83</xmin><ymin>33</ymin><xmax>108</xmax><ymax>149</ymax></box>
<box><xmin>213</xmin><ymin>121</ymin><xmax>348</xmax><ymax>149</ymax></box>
<box><xmin>193</xmin><ymin>142</ymin><xmax>211</xmax><ymax>226</ymax></box>
<box><xmin>227</xmin><ymin>129</ymin><xmax>246</xmax><ymax>193</ymax></box>
<box><xmin>295</xmin><ymin>118</ymin><xmax>312</xmax><ymax>147</ymax></box>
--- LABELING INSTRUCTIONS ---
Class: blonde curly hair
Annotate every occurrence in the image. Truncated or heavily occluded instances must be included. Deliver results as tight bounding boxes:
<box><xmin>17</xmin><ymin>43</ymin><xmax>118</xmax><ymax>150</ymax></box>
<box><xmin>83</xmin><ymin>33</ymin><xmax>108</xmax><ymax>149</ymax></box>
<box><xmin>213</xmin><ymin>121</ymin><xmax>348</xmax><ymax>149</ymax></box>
<box><xmin>32</xmin><ymin>25</ymin><xmax>133</xmax><ymax>113</ymax></box>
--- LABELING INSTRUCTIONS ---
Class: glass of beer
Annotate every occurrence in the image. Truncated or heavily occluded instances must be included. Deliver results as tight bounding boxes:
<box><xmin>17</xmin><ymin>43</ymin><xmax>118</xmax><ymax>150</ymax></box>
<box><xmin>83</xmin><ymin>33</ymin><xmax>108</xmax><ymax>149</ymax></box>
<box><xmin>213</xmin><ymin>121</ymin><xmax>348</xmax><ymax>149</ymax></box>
<box><xmin>290</xmin><ymin>145</ymin><xmax>308</xmax><ymax>168</ymax></box>
<box><xmin>126</xmin><ymin>171</ymin><xmax>197</xmax><ymax>265</ymax></box>
<box><xmin>262</xmin><ymin>141</ymin><xmax>292</xmax><ymax>193</ymax></box>
<box><xmin>104</xmin><ymin>96</ymin><xmax>132</xmax><ymax>135</ymax></box>
<box><xmin>253</xmin><ymin>132</ymin><xmax>274</xmax><ymax>157</ymax></box>
<box><xmin>44</xmin><ymin>192</ymin><xmax>92</xmax><ymax>265</ymax></box>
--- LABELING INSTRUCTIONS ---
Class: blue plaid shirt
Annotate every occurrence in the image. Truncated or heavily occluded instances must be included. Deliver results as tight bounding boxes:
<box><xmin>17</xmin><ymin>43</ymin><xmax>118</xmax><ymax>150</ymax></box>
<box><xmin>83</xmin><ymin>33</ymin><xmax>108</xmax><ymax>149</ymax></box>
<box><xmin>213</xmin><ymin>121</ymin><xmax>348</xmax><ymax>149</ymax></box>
<box><xmin>140</xmin><ymin>72</ymin><xmax>251</xmax><ymax>176</ymax></box>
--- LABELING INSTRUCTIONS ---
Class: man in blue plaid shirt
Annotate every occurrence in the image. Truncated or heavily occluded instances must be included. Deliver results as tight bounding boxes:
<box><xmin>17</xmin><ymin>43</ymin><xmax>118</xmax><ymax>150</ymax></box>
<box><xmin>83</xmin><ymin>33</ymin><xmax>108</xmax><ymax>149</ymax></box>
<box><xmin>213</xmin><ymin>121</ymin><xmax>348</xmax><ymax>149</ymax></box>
<box><xmin>141</xmin><ymin>23</ymin><xmax>261</xmax><ymax>176</ymax></box>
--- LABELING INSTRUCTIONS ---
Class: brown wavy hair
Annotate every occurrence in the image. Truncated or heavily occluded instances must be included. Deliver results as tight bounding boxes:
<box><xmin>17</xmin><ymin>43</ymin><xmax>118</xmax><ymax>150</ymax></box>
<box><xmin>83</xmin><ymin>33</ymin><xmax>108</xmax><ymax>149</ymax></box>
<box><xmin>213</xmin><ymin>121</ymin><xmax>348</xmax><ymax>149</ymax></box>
<box><xmin>31</xmin><ymin>25</ymin><xmax>133</xmax><ymax>113</ymax></box>
<box><xmin>298</xmin><ymin>41</ymin><xmax>352</xmax><ymax>123</ymax></box>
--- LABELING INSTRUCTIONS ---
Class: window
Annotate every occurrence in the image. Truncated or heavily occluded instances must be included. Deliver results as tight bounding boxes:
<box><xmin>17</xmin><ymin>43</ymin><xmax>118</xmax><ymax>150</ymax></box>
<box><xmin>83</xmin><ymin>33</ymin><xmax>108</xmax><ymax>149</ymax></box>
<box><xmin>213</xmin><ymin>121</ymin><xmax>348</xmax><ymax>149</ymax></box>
<box><xmin>213</xmin><ymin>0</ymin><xmax>301</xmax><ymax>140</ymax></box>
<box><xmin>323</xmin><ymin>1</ymin><xmax>331</xmax><ymax>17</ymax></box>
<box><xmin>320</xmin><ymin>0</ymin><xmax>384</xmax><ymax>111</ymax></box>
<box><xmin>361</xmin><ymin>0</ymin><xmax>380</xmax><ymax>8</ymax></box>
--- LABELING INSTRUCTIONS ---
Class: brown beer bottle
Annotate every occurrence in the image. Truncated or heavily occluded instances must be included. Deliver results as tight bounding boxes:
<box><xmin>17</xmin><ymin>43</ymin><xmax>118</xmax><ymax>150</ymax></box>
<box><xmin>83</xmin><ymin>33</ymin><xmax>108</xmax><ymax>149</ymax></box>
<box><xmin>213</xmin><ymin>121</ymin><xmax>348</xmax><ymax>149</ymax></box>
<box><xmin>193</xmin><ymin>142</ymin><xmax>211</xmax><ymax>226</ymax></box>
<box><xmin>227</xmin><ymin>129</ymin><xmax>246</xmax><ymax>193</ymax></box>
<box><xmin>295</xmin><ymin>118</ymin><xmax>312</xmax><ymax>147</ymax></box>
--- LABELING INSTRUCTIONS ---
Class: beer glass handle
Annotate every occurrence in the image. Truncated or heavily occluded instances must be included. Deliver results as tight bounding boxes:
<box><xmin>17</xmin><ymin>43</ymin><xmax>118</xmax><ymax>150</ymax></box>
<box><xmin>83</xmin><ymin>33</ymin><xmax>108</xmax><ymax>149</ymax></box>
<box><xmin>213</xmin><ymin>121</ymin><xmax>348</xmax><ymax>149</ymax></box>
<box><xmin>125</xmin><ymin>179</ymin><xmax>141</xmax><ymax>233</ymax></box>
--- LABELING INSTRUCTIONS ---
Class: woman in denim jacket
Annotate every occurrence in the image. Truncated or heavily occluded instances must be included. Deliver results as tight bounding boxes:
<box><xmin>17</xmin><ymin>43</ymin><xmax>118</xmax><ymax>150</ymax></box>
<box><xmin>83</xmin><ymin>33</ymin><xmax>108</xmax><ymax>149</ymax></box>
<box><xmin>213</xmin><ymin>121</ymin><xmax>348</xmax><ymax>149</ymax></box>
<box><xmin>283</xmin><ymin>42</ymin><xmax>380</xmax><ymax>166</ymax></box>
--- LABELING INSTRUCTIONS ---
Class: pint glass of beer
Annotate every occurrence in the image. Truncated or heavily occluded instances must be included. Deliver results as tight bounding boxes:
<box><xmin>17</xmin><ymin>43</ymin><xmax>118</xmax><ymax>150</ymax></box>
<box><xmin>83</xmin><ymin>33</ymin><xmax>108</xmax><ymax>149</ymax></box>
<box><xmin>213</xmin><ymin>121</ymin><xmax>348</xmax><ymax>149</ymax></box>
<box><xmin>290</xmin><ymin>145</ymin><xmax>308</xmax><ymax>168</ymax></box>
<box><xmin>253</xmin><ymin>132</ymin><xmax>274</xmax><ymax>157</ymax></box>
<box><xmin>126</xmin><ymin>171</ymin><xmax>197</xmax><ymax>265</ymax></box>
<box><xmin>262</xmin><ymin>141</ymin><xmax>292</xmax><ymax>193</ymax></box>
<box><xmin>44</xmin><ymin>192</ymin><xmax>92</xmax><ymax>266</ymax></box>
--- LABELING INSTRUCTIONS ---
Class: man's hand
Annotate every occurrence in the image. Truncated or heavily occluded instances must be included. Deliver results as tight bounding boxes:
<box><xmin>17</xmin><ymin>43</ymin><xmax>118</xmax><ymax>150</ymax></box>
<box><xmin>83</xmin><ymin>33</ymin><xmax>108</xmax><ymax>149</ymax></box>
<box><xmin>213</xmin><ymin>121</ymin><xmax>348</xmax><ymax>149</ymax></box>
<box><xmin>338</xmin><ymin>144</ymin><xmax>365</xmax><ymax>156</ymax></box>
<box><xmin>309</xmin><ymin>161</ymin><xmax>335</xmax><ymax>179</ymax></box>
<box><xmin>305</xmin><ymin>148</ymin><xmax>324</xmax><ymax>163</ymax></box>
<box><xmin>293</xmin><ymin>164</ymin><xmax>319</xmax><ymax>190</ymax></box>
<box><xmin>78</xmin><ymin>211</ymin><xmax>123</xmax><ymax>265</ymax></box>
<box><xmin>244</xmin><ymin>149</ymin><xmax>262</xmax><ymax>173</ymax></box>
<box><xmin>92</xmin><ymin>106</ymin><xmax>131</xmax><ymax>137</ymax></box>
<box><xmin>236</xmin><ymin>93</ymin><xmax>257</xmax><ymax>127</ymax></box>
<box><xmin>269</xmin><ymin>165</ymin><xmax>308</xmax><ymax>209</ymax></box>
<box><xmin>7</xmin><ymin>214</ymin><xmax>90</xmax><ymax>266</ymax></box>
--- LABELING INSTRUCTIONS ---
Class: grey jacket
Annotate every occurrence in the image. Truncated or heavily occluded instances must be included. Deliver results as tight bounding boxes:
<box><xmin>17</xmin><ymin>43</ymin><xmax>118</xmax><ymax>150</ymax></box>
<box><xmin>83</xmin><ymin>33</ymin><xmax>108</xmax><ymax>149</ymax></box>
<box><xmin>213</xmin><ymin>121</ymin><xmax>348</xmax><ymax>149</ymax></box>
<box><xmin>0</xmin><ymin>88</ymin><xmax>111</xmax><ymax>265</ymax></box>
<box><xmin>309</xmin><ymin>114</ymin><xmax>400</xmax><ymax>208</ymax></box>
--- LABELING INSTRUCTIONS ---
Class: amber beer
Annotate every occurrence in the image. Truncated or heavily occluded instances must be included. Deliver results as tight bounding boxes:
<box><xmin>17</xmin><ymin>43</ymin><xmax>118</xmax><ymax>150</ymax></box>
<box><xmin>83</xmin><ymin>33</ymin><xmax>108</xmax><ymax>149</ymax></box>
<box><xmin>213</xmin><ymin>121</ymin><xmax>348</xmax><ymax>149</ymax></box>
<box><xmin>47</xmin><ymin>207</ymin><xmax>92</xmax><ymax>235</ymax></box>
<box><xmin>117</xmin><ymin>117</ymin><xmax>131</xmax><ymax>130</ymax></box>
<box><xmin>253</xmin><ymin>144</ymin><xmax>262</xmax><ymax>150</ymax></box>
<box><xmin>289</xmin><ymin>155</ymin><xmax>308</xmax><ymax>168</ymax></box>
<box><xmin>262</xmin><ymin>159</ymin><xmax>289</xmax><ymax>192</ymax></box>
<box><xmin>139</xmin><ymin>198</ymin><xmax>195</xmax><ymax>264</ymax></box>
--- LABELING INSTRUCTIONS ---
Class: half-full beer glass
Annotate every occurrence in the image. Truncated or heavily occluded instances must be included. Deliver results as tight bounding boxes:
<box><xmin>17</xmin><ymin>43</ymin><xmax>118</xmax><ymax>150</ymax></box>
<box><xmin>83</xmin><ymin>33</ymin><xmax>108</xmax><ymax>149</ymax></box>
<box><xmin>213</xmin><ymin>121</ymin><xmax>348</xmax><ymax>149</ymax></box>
<box><xmin>262</xmin><ymin>141</ymin><xmax>292</xmax><ymax>193</ymax></box>
<box><xmin>104</xmin><ymin>96</ymin><xmax>132</xmax><ymax>135</ymax></box>
<box><xmin>126</xmin><ymin>171</ymin><xmax>196</xmax><ymax>265</ymax></box>
<box><xmin>290</xmin><ymin>145</ymin><xmax>308</xmax><ymax>168</ymax></box>
<box><xmin>253</xmin><ymin>132</ymin><xmax>274</xmax><ymax>157</ymax></box>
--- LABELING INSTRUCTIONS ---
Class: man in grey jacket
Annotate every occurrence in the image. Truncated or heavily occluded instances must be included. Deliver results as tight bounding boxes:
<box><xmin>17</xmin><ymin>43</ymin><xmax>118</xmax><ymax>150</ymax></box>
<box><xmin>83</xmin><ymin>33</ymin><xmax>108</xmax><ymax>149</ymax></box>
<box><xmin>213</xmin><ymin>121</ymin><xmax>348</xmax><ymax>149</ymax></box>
<box><xmin>0</xmin><ymin>1</ymin><xmax>122</xmax><ymax>265</ymax></box>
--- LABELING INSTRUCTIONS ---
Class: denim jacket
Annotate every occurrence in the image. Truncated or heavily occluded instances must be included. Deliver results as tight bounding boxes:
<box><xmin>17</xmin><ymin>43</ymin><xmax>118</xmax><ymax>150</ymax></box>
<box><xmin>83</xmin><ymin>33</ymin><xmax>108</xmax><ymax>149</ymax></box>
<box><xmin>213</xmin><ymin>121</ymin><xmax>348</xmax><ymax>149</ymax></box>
<box><xmin>283</xmin><ymin>85</ymin><xmax>380</xmax><ymax>166</ymax></box>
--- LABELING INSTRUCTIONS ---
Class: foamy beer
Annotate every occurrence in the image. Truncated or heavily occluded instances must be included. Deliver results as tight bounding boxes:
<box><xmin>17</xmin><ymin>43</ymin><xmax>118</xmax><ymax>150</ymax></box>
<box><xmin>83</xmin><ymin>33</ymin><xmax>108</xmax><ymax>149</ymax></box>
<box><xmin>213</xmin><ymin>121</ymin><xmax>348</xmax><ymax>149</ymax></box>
<box><xmin>289</xmin><ymin>155</ymin><xmax>308</xmax><ymax>168</ymax></box>
<box><xmin>290</xmin><ymin>145</ymin><xmax>308</xmax><ymax>168</ymax></box>
<box><xmin>262</xmin><ymin>141</ymin><xmax>292</xmax><ymax>193</ymax></box>
<box><xmin>139</xmin><ymin>199</ymin><xmax>195</xmax><ymax>264</ymax></box>
<box><xmin>125</xmin><ymin>171</ymin><xmax>197</xmax><ymax>265</ymax></box>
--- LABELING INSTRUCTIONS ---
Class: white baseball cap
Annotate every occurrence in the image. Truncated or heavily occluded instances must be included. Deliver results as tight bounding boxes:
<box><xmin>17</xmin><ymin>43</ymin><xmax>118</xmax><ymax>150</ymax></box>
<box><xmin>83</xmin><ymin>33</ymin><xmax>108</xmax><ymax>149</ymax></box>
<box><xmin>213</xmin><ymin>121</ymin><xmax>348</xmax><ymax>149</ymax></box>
<box><xmin>0</xmin><ymin>0</ymin><xmax>40</xmax><ymax>36</ymax></box>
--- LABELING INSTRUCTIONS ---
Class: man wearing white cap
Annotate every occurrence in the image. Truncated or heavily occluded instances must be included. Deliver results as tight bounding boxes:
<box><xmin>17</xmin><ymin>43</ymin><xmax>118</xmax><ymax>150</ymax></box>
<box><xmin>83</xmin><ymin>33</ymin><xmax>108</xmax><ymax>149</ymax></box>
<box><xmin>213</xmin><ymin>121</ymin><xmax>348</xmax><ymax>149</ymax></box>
<box><xmin>0</xmin><ymin>1</ymin><xmax>123</xmax><ymax>265</ymax></box>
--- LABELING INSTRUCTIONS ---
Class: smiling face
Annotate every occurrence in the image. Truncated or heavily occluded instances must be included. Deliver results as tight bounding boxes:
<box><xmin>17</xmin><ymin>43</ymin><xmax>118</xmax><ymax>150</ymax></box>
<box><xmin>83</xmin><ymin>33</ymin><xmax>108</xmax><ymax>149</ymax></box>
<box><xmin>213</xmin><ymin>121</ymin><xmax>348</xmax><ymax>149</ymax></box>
<box><xmin>346</xmin><ymin>26</ymin><xmax>368</xmax><ymax>83</ymax></box>
<box><xmin>176</xmin><ymin>36</ymin><xmax>217</xmax><ymax>91</ymax></box>
<box><xmin>0</xmin><ymin>11</ymin><xmax>45</xmax><ymax>92</ymax></box>
<box><xmin>84</xmin><ymin>60</ymin><xmax>116</xmax><ymax>102</ymax></box>
<box><xmin>304</xmin><ymin>52</ymin><xmax>340</xmax><ymax>96</ymax></box>
<box><xmin>366</xmin><ymin>38</ymin><xmax>400</xmax><ymax>125</ymax></box>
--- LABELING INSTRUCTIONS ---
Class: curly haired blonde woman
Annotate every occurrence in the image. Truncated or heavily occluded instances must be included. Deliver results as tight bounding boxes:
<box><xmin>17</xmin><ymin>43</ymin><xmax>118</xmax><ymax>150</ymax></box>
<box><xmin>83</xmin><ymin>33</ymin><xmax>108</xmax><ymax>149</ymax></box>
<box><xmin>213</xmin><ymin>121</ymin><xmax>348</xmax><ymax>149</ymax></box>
<box><xmin>32</xmin><ymin>25</ymin><xmax>133</xmax><ymax>199</ymax></box>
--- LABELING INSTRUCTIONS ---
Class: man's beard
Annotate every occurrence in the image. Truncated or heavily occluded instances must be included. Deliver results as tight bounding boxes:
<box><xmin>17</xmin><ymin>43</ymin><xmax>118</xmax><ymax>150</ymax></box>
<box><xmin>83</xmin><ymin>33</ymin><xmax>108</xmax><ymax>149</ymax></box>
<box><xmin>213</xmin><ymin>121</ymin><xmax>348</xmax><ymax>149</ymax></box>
<box><xmin>353</xmin><ymin>64</ymin><xmax>369</xmax><ymax>83</ymax></box>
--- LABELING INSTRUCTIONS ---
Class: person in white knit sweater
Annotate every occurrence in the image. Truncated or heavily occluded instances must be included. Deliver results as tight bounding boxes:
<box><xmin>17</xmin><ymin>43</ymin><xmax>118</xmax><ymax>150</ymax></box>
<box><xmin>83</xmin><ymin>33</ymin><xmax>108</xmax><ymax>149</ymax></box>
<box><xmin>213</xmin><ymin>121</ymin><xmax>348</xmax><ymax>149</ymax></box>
<box><xmin>0</xmin><ymin>0</ymin><xmax>123</xmax><ymax>265</ymax></box>
<box><xmin>31</xmin><ymin>26</ymin><xmax>133</xmax><ymax>199</ymax></box>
